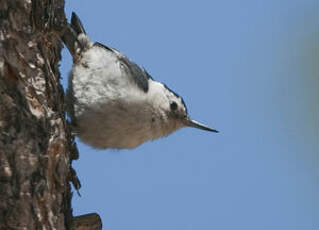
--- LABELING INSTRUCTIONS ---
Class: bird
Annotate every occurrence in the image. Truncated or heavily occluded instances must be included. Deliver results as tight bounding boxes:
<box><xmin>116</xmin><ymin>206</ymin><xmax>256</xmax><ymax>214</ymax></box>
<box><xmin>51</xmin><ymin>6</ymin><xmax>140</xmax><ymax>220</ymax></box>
<box><xmin>62</xmin><ymin>12</ymin><xmax>218</xmax><ymax>149</ymax></box>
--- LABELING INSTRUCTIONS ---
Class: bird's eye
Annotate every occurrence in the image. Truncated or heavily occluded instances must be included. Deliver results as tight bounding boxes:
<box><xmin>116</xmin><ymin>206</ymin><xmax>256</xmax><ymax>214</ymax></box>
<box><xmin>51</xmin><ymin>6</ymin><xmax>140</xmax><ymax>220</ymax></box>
<box><xmin>170</xmin><ymin>101</ymin><xmax>178</xmax><ymax>111</ymax></box>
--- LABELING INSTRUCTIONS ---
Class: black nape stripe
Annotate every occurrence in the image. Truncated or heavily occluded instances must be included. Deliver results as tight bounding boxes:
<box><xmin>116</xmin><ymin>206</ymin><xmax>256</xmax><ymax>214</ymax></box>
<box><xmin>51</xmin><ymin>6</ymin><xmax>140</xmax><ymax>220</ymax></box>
<box><xmin>142</xmin><ymin>68</ymin><xmax>153</xmax><ymax>80</ymax></box>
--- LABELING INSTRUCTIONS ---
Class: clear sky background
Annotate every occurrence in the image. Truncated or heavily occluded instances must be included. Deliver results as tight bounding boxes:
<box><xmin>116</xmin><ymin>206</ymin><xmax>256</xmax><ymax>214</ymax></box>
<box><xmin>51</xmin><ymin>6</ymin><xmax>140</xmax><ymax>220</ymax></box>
<box><xmin>60</xmin><ymin>1</ymin><xmax>319</xmax><ymax>230</ymax></box>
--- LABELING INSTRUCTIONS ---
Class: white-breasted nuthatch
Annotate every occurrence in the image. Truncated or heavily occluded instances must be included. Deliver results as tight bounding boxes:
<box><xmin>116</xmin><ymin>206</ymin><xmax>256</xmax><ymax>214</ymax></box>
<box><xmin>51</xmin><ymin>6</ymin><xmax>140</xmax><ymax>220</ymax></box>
<box><xmin>62</xmin><ymin>12</ymin><xmax>218</xmax><ymax>149</ymax></box>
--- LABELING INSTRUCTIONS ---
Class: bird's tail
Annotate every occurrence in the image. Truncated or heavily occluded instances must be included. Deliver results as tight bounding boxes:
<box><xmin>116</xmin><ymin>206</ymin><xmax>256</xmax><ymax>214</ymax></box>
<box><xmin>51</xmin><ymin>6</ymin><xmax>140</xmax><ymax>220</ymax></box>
<box><xmin>61</xmin><ymin>12</ymin><xmax>91</xmax><ymax>61</ymax></box>
<box><xmin>70</xmin><ymin>12</ymin><xmax>86</xmax><ymax>36</ymax></box>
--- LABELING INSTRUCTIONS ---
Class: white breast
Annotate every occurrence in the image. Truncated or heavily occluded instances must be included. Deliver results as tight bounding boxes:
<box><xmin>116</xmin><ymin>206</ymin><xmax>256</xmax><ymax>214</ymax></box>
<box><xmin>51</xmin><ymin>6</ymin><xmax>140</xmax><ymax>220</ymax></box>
<box><xmin>67</xmin><ymin>47</ymin><xmax>183</xmax><ymax>149</ymax></box>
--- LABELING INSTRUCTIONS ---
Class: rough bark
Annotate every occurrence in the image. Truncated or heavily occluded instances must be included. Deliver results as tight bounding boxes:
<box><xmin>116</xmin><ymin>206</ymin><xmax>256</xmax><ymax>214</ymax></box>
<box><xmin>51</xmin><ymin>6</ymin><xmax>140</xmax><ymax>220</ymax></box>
<box><xmin>0</xmin><ymin>0</ymin><xmax>76</xmax><ymax>229</ymax></box>
<box><xmin>72</xmin><ymin>213</ymin><xmax>102</xmax><ymax>230</ymax></box>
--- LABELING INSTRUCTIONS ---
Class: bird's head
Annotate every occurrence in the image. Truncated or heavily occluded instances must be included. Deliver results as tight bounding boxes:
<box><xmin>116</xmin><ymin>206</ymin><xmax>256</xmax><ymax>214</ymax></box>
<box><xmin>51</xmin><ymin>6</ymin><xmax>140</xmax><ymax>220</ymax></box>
<box><xmin>149</xmin><ymin>81</ymin><xmax>218</xmax><ymax>135</ymax></box>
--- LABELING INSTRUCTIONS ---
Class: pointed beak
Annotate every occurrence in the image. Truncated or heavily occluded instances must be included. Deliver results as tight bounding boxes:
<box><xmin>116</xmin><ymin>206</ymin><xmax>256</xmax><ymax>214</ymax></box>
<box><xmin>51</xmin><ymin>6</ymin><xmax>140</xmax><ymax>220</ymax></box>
<box><xmin>183</xmin><ymin>117</ymin><xmax>219</xmax><ymax>133</ymax></box>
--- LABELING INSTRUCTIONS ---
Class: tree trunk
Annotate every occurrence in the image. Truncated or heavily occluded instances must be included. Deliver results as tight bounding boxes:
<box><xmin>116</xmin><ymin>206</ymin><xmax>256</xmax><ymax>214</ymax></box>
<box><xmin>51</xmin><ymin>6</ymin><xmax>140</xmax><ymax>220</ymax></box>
<box><xmin>0</xmin><ymin>0</ymin><xmax>77</xmax><ymax>229</ymax></box>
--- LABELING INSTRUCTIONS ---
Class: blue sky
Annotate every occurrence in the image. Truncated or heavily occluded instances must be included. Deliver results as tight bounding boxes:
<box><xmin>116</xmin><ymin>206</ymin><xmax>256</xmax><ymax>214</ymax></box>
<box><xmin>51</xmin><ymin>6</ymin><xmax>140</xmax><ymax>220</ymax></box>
<box><xmin>60</xmin><ymin>1</ymin><xmax>319</xmax><ymax>229</ymax></box>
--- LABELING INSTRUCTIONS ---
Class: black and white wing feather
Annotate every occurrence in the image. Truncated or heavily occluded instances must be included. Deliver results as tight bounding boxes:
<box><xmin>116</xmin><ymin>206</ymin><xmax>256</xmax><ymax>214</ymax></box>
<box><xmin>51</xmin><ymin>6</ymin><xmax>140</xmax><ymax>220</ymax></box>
<box><xmin>94</xmin><ymin>42</ymin><xmax>153</xmax><ymax>93</ymax></box>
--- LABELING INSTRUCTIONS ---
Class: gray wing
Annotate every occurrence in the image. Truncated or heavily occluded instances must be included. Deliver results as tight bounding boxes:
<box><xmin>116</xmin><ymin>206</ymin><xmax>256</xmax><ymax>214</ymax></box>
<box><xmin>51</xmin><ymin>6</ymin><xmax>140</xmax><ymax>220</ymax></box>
<box><xmin>118</xmin><ymin>56</ymin><xmax>153</xmax><ymax>93</ymax></box>
<box><xmin>94</xmin><ymin>42</ymin><xmax>153</xmax><ymax>93</ymax></box>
